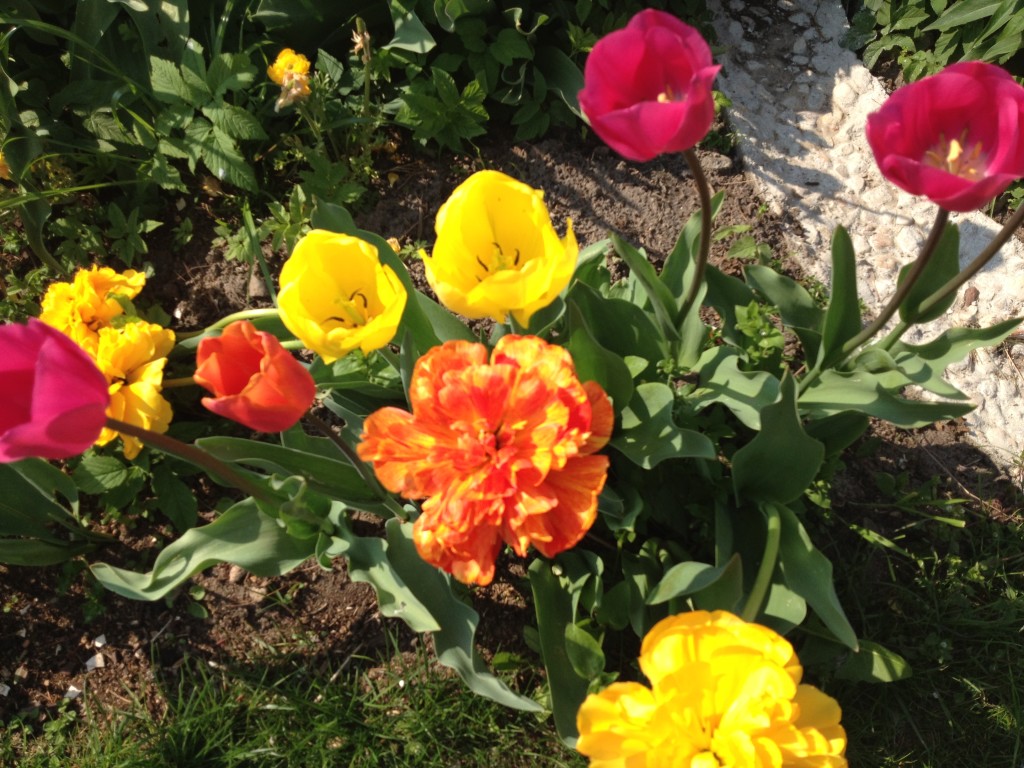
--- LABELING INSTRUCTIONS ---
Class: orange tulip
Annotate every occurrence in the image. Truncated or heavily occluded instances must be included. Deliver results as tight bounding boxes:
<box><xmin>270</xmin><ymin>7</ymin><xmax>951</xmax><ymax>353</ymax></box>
<box><xmin>194</xmin><ymin>320</ymin><xmax>316</xmax><ymax>433</ymax></box>
<box><xmin>357</xmin><ymin>335</ymin><xmax>613</xmax><ymax>586</ymax></box>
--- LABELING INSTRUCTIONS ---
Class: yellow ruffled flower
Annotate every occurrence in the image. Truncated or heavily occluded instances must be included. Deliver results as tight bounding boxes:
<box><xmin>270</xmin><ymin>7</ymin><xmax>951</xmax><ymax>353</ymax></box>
<box><xmin>40</xmin><ymin>266</ymin><xmax>147</xmax><ymax>355</ymax></box>
<box><xmin>277</xmin><ymin>230</ymin><xmax>407</xmax><ymax>364</ymax></box>
<box><xmin>576</xmin><ymin>611</ymin><xmax>848</xmax><ymax>767</ymax></box>
<box><xmin>267</xmin><ymin>48</ymin><xmax>311</xmax><ymax>111</ymax></box>
<box><xmin>93</xmin><ymin>321</ymin><xmax>176</xmax><ymax>460</ymax></box>
<box><xmin>422</xmin><ymin>170</ymin><xmax>577</xmax><ymax>327</ymax></box>
<box><xmin>0</xmin><ymin>150</ymin><xmax>10</xmax><ymax>181</ymax></box>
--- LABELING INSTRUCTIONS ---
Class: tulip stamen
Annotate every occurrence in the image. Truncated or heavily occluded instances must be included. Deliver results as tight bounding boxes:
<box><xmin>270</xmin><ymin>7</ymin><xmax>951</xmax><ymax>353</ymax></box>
<box><xmin>656</xmin><ymin>85</ymin><xmax>678</xmax><ymax>103</ymax></box>
<box><xmin>324</xmin><ymin>292</ymin><xmax>369</xmax><ymax>329</ymax></box>
<box><xmin>476</xmin><ymin>255</ymin><xmax>490</xmax><ymax>274</ymax></box>
<box><xmin>924</xmin><ymin>131</ymin><xmax>987</xmax><ymax>180</ymax></box>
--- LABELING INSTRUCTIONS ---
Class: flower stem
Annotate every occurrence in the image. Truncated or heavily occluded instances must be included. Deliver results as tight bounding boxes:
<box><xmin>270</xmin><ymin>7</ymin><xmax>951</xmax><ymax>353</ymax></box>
<box><xmin>104</xmin><ymin>417</ymin><xmax>278</xmax><ymax>504</ymax></box>
<box><xmin>839</xmin><ymin>207</ymin><xmax>949</xmax><ymax>357</ymax></box>
<box><xmin>913</xmin><ymin>201</ymin><xmax>1024</xmax><ymax>321</ymax></box>
<box><xmin>676</xmin><ymin>148</ymin><xmax>713</xmax><ymax>324</ymax></box>
<box><xmin>740</xmin><ymin>502</ymin><xmax>781</xmax><ymax>623</ymax></box>
<box><xmin>176</xmin><ymin>308</ymin><xmax>282</xmax><ymax>340</ymax></box>
<box><xmin>162</xmin><ymin>376</ymin><xmax>198</xmax><ymax>389</ymax></box>
<box><xmin>304</xmin><ymin>411</ymin><xmax>407</xmax><ymax>519</ymax></box>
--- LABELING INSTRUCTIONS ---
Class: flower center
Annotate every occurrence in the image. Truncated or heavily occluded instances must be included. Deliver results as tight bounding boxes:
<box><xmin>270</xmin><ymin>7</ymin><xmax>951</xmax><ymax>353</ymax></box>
<box><xmin>324</xmin><ymin>290</ymin><xmax>368</xmax><ymax>328</ymax></box>
<box><xmin>657</xmin><ymin>85</ymin><xmax>679</xmax><ymax>103</ymax></box>
<box><xmin>923</xmin><ymin>132</ymin><xmax>987</xmax><ymax>180</ymax></box>
<box><xmin>475</xmin><ymin>241</ymin><xmax>521</xmax><ymax>281</ymax></box>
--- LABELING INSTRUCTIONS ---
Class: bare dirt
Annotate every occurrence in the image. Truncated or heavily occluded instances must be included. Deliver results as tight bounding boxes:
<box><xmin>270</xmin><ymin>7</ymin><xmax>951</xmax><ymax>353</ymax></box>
<box><xmin>1</xmin><ymin>127</ymin><xmax>1019</xmax><ymax>743</ymax></box>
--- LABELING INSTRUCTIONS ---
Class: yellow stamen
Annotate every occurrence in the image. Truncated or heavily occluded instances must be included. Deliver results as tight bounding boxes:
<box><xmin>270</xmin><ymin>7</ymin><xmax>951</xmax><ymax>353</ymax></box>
<box><xmin>924</xmin><ymin>131</ymin><xmax>986</xmax><ymax>180</ymax></box>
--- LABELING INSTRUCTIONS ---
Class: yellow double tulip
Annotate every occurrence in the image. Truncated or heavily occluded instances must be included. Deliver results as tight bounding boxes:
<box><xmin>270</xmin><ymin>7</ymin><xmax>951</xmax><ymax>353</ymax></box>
<box><xmin>278</xmin><ymin>230</ymin><xmax>407</xmax><ymax>363</ymax></box>
<box><xmin>423</xmin><ymin>170</ymin><xmax>577</xmax><ymax>327</ymax></box>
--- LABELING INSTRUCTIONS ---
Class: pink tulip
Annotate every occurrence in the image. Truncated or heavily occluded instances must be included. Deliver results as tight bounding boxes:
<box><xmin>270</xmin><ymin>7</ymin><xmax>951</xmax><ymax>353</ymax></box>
<box><xmin>0</xmin><ymin>319</ymin><xmax>110</xmax><ymax>462</ymax></box>
<box><xmin>866</xmin><ymin>61</ymin><xmax>1024</xmax><ymax>212</ymax></box>
<box><xmin>578</xmin><ymin>9</ymin><xmax>720</xmax><ymax>162</ymax></box>
<box><xmin>194</xmin><ymin>320</ymin><xmax>316</xmax><ymax>433</ymax></box>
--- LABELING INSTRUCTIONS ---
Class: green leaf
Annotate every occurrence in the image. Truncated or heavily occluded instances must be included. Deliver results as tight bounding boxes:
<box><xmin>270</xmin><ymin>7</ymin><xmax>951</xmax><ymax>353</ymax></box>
<box><xmin>0</xmin><ymin>461</ymin><xmax>82</xmax><ymax>540</ymax></box>
<box><xmin>646</xmin><ymin>558</ymin><xmax>740</xmax><ymax>606</ymax></box>
<box><xmin>564</xmin><ymin>623</ymin><xmax>605</xmax><ymax>680</ymax></box>
<box><xmin>744</xmin><ymin>264</ymin><xmax>823</xmax><ymax>360</ymax></box>
<box><xmin>923</xmin><ymin>0</ymin><xmax>1001</xmax><ymax>31</ymax></box>
<box><xmin>0</xmin><ymin>539</ymin><xmax>93</xmax><ymax>567</ymax></box>
<box><xmin>73</xmin><ymin>455</ymin><xmax>129</xmax><ymax>494</ymax></box>
<box><xmin>384</xmin><ymin>1</ymin><xmax>436</xmax><ymax>53</ymax></box>
<box><xmin>530</xmin><ymin>559</ymin><xmax>591</xmax><ymax>746</ymax></box>
<box><xmin>610</xmin><ymin>233</ymin><xmax>680</xmax><ymax>342</ymax></box>
<box><xmin>200</xmin><ymin>125</ymin><xmax>257</xmax><ymax>192</ymax></box>
<box><xmin>689</xmin><ymin>346</ymin><xmax>780</xmax><ymax>430</ymax></box>
<box><xmin>817</xmin><ymin>227</ymin><xmax>861</xmax><ymax>368</ymax></box>
<box><xmin>732</xmin><ymin>375</ymin><xmax>825</xmax><ymax>504</ymax></box>
<box><xmin>150</xmin><ymin>55</ymin><xmax>197</xmax><ymax>104</ymax></box>
<box><xmin>91</xmin><ymin>499</ymin><xmax>312</xmax><ymax>600</ymax></box>
<box><xmin>799</xmin><ymin>370</ymin><xmax>975</xmax><ymax>427</ymax></box>
<box><xmin>195</xmin><ymin>437</ymin><xmax>382</xmax><ymax>508</ymax></box>
<box><xmin>898</xmin><ymin>222</ymin><xmax>960</xmax><ymax>323</ymax></box>
<box><xmin>612</xmin><ymin>383</ymin><xmax>716</xmax><ymax>468</ymax></box>
<box><xmin>535</xmin><ymin>45</ymin><xmax>583</xmax><ymax>117</ymax></box>
<box><xmin>704</xmin><ymin>264</ymin><xmax>757</xmax><ymax>349</ymax></box>
<box><xmin>568</xmin><ymin>282</ymin><xmax>666</xmax><ymax>373</ymax></box>
<box><xmin>385</xmin><ymin>520</ymin><xmax>542</xmax><ymax>711</ymax></box>
<box><xmin>836</xmin><ymin>640</ymin><xmax>912</xmax><ymax>682</ymax></box>
<box><xmin>151</xmin><ymin>465</ymin><xmax>199</xmax><ymax>532</ymax></box>
<box><xmin>565</xmin><ymin>300</ymin><xmax>635</xmax><ymax>409</ymax></box>
<box><xmin>777</xmin><ymin>504</ymin><xmax>858</xmax><ymax>650</ymax></box>
<box><xmin>201</xmin><ymin>104</ymin><xmax>267</xmax><ymax>141</ymax></box>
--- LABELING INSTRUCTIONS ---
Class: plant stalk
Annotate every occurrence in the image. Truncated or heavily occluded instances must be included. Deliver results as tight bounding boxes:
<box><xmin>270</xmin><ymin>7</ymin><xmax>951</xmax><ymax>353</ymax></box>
<box><xmin>104</xmin><ymin>417</ymin><xmax>277</xmax><ymax>504</ymax></box>
<box><xmin>739</xmin><ymin>503</ymin><xmax>781</xmax><ymax>623</ymax></box>
<box><xmin>176</xmin><ymin>307</ymin><xmax>282</xmax><ymax>340</ymax></box>
<box><xmin>677</xmin><ymin>148</ymin><xmax>713</xmax><ymax>323</ymax></box>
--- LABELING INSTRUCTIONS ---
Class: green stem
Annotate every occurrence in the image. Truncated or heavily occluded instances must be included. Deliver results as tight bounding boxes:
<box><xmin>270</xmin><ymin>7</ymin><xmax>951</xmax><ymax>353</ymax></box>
<box><xmin>914</xmin><ymin>201</ymin><xmax>1024</xmax><ymax>320</ymax></box>
<box><xmin>104</xmin><ymin>417</ymin><xmax>277</xmax><ymax>504</ymax></box>
<box><xmin>676</xmin><ymin>148</ymin><xmax>713</xmax><ymax>324</ymax></box>
<box><xmin>176</xmin><ymin>307</ymin><xmax>282</xmax><ymax>340</ymax></box>
<box><xmin>304</xmin><ymin>412</ymin><xmax>407</xmax><ymax>519</ymax></box>
<box><xmin>740</xmin><ymin>503</ymin><xmax>782</xmax><ymax>623</ymax></box>
<box><xmin>839</xmin><ymin>207</ymin><xmax>949</xmax><ymax>356</ymax></box>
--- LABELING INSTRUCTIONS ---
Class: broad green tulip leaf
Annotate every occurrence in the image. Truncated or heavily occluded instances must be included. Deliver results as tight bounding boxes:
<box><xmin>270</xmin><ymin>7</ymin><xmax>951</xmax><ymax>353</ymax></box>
<box><xmin>196</xmin><ymin>437</ymin><xmax>382</xmax><ymax>507</ymax></box>
<box><xmin>566</xmin><ymin>300</ymin><xmax>635</xmax><ymax>408</ymax></box>
<box><xmin>0</xmin><ymin>461</ymin><xmax>83</xmax><ymax>540</ymax></box>
<box><xmin>689</xmin><ymin>346</ymin><xmax>780</xmax><ymax>430</ymax></box>
<box><xmin>761</xmin><ymin>578</ymin><xmax>808</xmax><ymax>635</ymax></box>
<box><xmin>799</xmin><ymin>370</ymin><xmax>975</xmax><ymax>427</ymax></box>
<box><xmin>888</xmin><ymin>317</ymin><xmax>1022</xmax><ymax>397</ymax></box>
<box><xmin>597</xmin><ymin>485</ymin><xmax>643</xmax><ymax>533</ymax></box>
<box><xmin>530</xmin><ymin>559</ymin><xmax>591</xmax><ymax>746</ymax></box>
<box><xmin>817</xmin><ymin>227</ymin><xmax>861</xmax><ymax>368</ymax></box>
<box><xmin>318</xmin><ymin>515</ymin><xmax>439</xmax><ymax>632</ymax></box>
<box><xmin>91</xmin><ymin>499</ymin><xmax>311</xmax><ymax>600</ymax></box>
<box><xmin>733</xmin><ymin>375</ymin><xmax>824</xmax><ymax>504</ymax></box>
<box><xmin>379</xmin><ymin>519</ymin><xmax>542</xmax><ymax>711</ymax></box>
<box><xmin>661</xmin><ymin>191</ymin><xmax>725</xmax><ymax>302</ymax></box>
<box><xmin>610</xmin><ymin>233</ymin><xmax>680</xmax><ymax>342</ymax></box>
<box><xmin>777</xmin><ymin>504</ymin><xmax>858</xmax><ymax>650</ymax></box>
<box><xmin>803</xmin><ymin>411</ymin><xmax>870</xmax><ymax>458</ymax></box>
<box><xmin>744</xmin><ymin>264</ymin><xmax>823</xmax><ymax>360</ymax></box>
<box><xmin>535</xmin><ymin>45</ymin><xmax>583</xmax><ymax>116</ymax></box>
<box><xmin>384</xmin><ymin>0</ymin><xmax>436</xmax><ymax>53</ymax></box>
<box><xmin>564</xmin><ymin>623</ymin><xmax>606</xmax><ymax>681</ymax></box>
<box><xmin>612</xmin><ymin>383</ymin><xmax>716</xmax><ymax>468</ymax></box>
<box><xmin>569</xmin><ymin>281</ymin><xmax>667</xmax><ymax>371</ymax></box>
<box><xmin>897</xmin><ymin>222</ymin><xmax>960</xmax><ymax>323</ymax></box>
<box><xmin>836</xmin><ymin>640</ymin><xmax>912</xmax><ymax>682</ymax></box>
<box><xmin>647</xmin><ymin>558</ymin><xmax>739</xmax><ymax>606</ymax></box>
<box><xmin>411</xmin><ymin>290</ymin><xmax>477</xmax><ymax>343</ymax></box>
<box><xmin>0</xmin><ymin>539</ymin><xmax>94</xmax><ymax>567</ymax></box>
<box><xmin>704</xmin><ymin>264</ymin><xmax>757</xmax><ymax>348</ymax></box>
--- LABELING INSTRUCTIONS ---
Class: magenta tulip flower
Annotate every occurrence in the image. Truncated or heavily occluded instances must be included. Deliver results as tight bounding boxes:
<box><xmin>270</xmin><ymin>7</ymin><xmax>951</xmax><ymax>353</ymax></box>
<box><xmin>866</xmin><ymin>61</ymin><xmax>1024</xmax><ymax>212</ymax></box>
<box><xmin>0</xmin><ymin>319</ymin><xmax>111</xmax><ymax>462</ymax></box>
<box><xmin>578</xmin><ymin>9</ymin><xmax>720</xmax><ymax>162</ymax></box>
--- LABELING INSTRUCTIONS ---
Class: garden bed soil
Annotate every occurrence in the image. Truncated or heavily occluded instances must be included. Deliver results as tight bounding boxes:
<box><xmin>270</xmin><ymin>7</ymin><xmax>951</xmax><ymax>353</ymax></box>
<box><xmin>1</xmin><ymin>129</ymin><xmax>1020</xmax><ymax>739</ymax></box>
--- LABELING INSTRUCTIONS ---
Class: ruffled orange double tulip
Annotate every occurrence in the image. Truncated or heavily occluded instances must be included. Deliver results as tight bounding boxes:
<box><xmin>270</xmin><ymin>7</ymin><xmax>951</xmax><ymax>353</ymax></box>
<box><xmin>357</xmin><ymin>335</ymin><xmax>613</xmax><ymax>586</ymax></box>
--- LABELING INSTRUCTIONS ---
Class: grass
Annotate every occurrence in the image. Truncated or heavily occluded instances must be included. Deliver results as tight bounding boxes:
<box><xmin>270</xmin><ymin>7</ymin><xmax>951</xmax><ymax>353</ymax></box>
<box><xmin>1</xmin><ymin>641</ymin><xmax>584</xmax><ymax>768</ymax></box>
<box><xmin>819</xmin><ymin>470</ymin><xmax>1024</xmax><ymax>766</ymax></box>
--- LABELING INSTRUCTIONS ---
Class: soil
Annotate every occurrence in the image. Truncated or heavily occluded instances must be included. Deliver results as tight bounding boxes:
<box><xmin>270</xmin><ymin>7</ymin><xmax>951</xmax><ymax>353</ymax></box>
<box><xmin>1</xmin><ymin>128</ymin><xmax>1020</xmax><ymax>744</ymax></box>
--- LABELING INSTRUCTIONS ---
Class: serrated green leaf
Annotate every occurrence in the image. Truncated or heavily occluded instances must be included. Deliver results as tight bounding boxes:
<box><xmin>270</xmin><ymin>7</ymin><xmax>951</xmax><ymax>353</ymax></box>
<box><xmin>151</xmin><ymin>465</ymin><xmax>198</xmax><ymax>532</ymax></box>
<box><xmin>73</xmin><ymin>455</ymin><xmax>129</xmax><ymax>493</ymax></box>
<box><xmin>201</xmin><ymin>104</ymin><xmax>267</xmax><ymax>141</ymax></box>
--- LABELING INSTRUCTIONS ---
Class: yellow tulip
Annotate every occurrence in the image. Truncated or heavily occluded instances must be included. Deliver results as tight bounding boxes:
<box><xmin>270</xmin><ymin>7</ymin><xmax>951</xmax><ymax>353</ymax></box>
<box><xmin>93</xmin><ymin>321</ymin><xmax>176</xmax><ymax>460</ymax></box>
<box><xmin>422</xmin><ymin>170</ymin><xmax>577</xmax><ymax>327</ymax></box>
<box><xmin>277</xmin><ymin>230</ymin><xmax>407</xmax><ymax>363</ymax></box>
<box><xmin>40</xmin><ymin>266</ymin><xmax>147</xmax><ymax>355</ymax></box>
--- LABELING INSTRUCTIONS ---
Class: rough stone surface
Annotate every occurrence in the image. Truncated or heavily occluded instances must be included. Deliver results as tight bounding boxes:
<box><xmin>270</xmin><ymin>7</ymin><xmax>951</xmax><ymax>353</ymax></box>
<box><xmin>710</xmin><ymin>0</ymin><xmax>1024</xmax><ymax>468</ymax></box>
